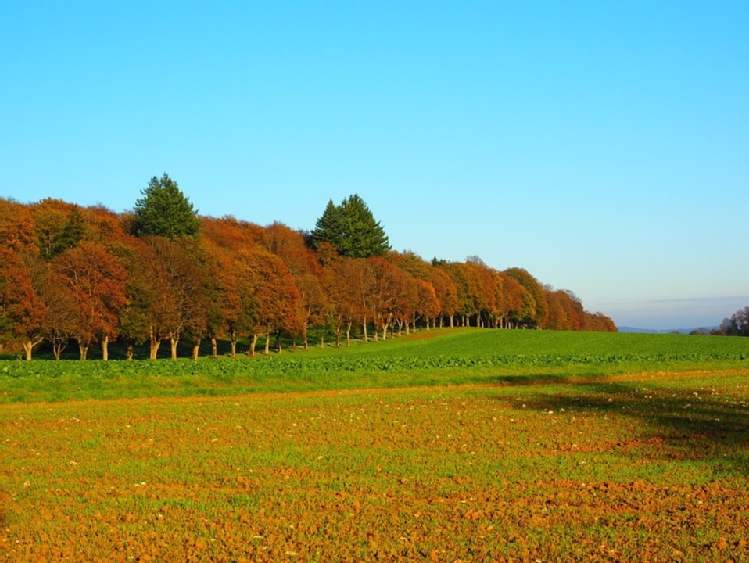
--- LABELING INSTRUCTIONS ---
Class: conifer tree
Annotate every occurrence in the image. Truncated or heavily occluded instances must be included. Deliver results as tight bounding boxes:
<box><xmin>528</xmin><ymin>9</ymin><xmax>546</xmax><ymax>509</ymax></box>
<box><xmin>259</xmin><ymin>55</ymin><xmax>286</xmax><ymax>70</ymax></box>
<box><xmin>133</xmin><ymin>173</ymin><xmax>200</xmax><ymax>239</ymax></box>
<box><xmin>311</xmin><ymin>194</ymin><xmax>389</xmax><ymax>258</ymax></box>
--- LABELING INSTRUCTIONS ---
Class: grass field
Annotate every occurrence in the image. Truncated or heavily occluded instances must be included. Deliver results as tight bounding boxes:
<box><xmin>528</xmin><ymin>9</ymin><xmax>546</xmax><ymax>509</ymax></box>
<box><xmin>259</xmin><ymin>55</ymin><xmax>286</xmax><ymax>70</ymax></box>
<box><xmin>1</xmin><ymin>329</ymin><xmax>748</xmax><ymax>560</ymax></box>
<box><xmin>1</xmin><ymin>328</ymin><xmax>748</xmax><ymax>403</ymax></box>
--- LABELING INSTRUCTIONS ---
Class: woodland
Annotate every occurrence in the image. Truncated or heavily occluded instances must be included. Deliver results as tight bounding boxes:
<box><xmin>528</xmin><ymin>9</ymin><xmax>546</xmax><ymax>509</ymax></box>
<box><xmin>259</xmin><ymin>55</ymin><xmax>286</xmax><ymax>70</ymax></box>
<box><xmin>0</xmin><ymin>174</ymin><xmax>616</xmax><ymax>361</ymax></box>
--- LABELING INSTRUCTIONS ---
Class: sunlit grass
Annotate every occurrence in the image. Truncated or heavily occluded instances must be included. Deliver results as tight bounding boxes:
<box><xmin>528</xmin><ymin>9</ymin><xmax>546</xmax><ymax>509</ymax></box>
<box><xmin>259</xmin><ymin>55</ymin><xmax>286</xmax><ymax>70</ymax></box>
<box><xmin>1</xmin><ymin>370</ymin><xmax>748</xmax><ymax>560</ymax></box>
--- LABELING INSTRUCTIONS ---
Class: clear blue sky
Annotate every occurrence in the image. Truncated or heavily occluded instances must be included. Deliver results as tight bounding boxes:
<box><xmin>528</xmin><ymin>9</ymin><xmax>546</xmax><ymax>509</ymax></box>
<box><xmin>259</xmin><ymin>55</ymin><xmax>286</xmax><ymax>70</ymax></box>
<box><xmin>2</xmin><ymin>2</ymin><xmax>747</xmax><ymax>330</ymax></box>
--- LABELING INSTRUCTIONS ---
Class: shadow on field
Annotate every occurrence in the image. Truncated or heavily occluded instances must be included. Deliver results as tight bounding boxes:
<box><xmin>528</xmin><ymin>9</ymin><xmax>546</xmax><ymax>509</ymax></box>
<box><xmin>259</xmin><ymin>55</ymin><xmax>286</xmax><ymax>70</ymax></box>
<box><xmin>501</xmin><ymin>379</ymin><xmax>749</xmax><ymax>474</ymax></box>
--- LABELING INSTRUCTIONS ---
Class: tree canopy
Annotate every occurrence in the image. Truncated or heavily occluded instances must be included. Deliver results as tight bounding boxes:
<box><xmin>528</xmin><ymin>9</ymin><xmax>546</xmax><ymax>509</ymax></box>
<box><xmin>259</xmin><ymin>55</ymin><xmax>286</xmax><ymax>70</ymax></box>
<box><xmin>133</xmin><ymin>174</ymin><xmax>200</xmax><ymax>239</ymax></box>
<box><xmin>0</xmin><ymin>192</ymin><xmax>619</xmax><ymax>360</ymax></box>
<box><xmin>311</xmin><ymin>195</ymin><xmax>390</xmax><ymax>258</ymax></box>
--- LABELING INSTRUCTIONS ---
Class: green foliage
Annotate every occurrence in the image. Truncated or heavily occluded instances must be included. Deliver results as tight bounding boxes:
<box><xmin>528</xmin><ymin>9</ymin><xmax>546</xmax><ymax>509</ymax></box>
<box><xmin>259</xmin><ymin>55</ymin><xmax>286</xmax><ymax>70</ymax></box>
<box><xmin>34</xmin><ymin>202</ymin><xmax>85</xmax><ymax>260</ymax></box>
<box><xmin>311</xmin><ymin>194</ymin><xmax>390</xmax><ymax>258</ymax></box>
<box><xmin>133</xmin><ymin>173</ymin><xmax>200</xmax><ymax>239</ymax></box>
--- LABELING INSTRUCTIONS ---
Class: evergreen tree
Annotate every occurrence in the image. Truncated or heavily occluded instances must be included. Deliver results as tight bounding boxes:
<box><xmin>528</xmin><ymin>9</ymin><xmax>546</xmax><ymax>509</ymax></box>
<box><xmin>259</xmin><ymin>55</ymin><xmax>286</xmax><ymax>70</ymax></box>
<box><xmin>133</xmin><ymin>173</ymin><xmax>200</xmax><ymax>239</ymax></box>
<box><xmin>311</xmin><ymin>194</ymin><xmax>390</xmax><ymax>258</ymax></box>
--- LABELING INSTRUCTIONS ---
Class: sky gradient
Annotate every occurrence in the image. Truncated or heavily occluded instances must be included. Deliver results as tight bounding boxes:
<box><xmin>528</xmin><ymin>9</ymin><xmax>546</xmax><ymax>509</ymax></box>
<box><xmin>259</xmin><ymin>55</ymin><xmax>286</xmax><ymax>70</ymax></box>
<box><xmin>2</xmin><ymin>2</ymin><xmax>747</xmax><ymax>330</ymax></box>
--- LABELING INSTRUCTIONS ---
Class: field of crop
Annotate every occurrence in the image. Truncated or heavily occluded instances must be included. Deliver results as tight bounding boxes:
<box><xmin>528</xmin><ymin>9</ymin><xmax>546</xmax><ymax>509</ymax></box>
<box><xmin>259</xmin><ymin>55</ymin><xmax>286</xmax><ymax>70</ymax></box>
<box><xmin>1</xmin><ymin>329</ymin><xmax>748</xmax><ymax>403</ymax></box>
<box><xmin>1</xmin><ymin>330</ymin><xmax>748</xmax><ymax>560</ymax></box>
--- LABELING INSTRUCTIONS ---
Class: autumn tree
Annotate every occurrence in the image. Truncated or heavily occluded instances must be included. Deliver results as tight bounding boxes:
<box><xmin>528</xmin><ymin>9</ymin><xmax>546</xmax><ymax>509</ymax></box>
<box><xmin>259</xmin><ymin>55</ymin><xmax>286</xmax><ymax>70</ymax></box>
<box><xmin>440</xmin><ymin>261</ymin><xmax>495</xmax><ymax>328</ymax></box>
<box><xmin>311</xmin><ymin>195</ymin><xmax>390</xmax><ymax>258</ymax></box>
<box><xmin>51</xmin><ymin>242</ymin><xmax>127</xmax><ymax>359</ymax></box>
<box><xmin>237</xmin><ymin>249</ymin><xmax>301</xmax><ymax>355</ymax></box>
<box><xmin>495</xmin><ymin>272</ymin><xmax>526</xmax><ymax>328</ymax></box>
<box><xmin>0</xmin><ymin>249</ymin><xmax>47</xmax><ymax>359</ymax></box>
<box><xmin>133</xmin><ymin>173</ymin><xmax>200</xmax><ymax>239</ymax></box>
<box><xmin>40</xmin><ymin>271</ymin><xmax>80</xmax><ymax>360</ymax></box>
<box><xmin>33</xmin><ymin>199</ymin><xmax>85</xmax><ymax>261</ymax></box>
<box><xmin>144</xmin><ymin>237</ymin><xmax>209</xmax><ymax>360</ymax></box>
<box><xmin>0</xmin><ymin>199</ymin><xmax>37</xmax><ymax>254</ymax></box>
<box><xmin>321</xmin><ymin>255</ymin><xmax>365</xmax><ymax>347</ymax></box>
<box><xmin>263</xmin><ymin>222</ymin><xmax>328</xmax><ymax>348</ymax></box>
<box><xmin>505</xmin><ymin>268</ymin><xmax>548</xmax><ymax>328</ymax></box>
<box><xmin>430</xmin><ymin>266</ymin><xmax>458</xmax><ymax>328</ymax></box>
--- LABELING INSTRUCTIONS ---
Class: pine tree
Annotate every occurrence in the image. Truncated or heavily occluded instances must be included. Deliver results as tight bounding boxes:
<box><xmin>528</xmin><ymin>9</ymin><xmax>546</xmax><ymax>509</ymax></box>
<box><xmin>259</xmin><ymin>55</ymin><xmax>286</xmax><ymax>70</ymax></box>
<box><xmin>133</xmin><ymin>173</ymin><xmax>200</xmax><ymax>239</ymax></box>
<box><xmin>311</xmin><ymin>195</ymin><xmax>390</xmax><ymax>258</ymax></box>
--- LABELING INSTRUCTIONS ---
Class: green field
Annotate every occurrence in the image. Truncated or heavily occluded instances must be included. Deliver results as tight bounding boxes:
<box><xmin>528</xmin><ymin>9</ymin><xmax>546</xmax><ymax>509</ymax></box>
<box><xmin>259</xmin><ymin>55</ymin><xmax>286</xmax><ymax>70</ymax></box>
<box><xmin>1</xmin><ymin>329</ymin><xmax>748</xmax><ymax>560</ymax></box>
<box><xmin>1</xmin><ymin>329</ymin><xmax>748</xmax><ymax>403</ymax></box>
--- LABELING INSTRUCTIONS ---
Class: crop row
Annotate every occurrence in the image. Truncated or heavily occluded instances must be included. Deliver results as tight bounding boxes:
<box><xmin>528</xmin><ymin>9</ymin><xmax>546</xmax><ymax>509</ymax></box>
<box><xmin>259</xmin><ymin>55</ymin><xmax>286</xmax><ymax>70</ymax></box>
<box><xmin>1</xmin><ymin>352</ymin><xmax>746</xmax><ymax>380</ymax></box>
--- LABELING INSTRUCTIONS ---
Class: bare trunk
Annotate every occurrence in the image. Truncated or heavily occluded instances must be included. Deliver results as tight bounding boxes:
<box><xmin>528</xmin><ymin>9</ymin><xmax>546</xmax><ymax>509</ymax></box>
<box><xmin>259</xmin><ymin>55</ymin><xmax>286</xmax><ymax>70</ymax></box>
<box><xmin>264</xmin><ymin>333</ymin><xmax>270</xmax><ymax>355</ymax></box>
<box><xmin>170</xmin><ymin>336</ymin><xmax>179</xmax><ymax>360</ymax></box>
<box><xmin>230</xmin><ymin>330</ymin><xmax>238</xmax><ymax>359</ymax></box>
<box><xmin>101</xmin><ymin>335</ymin><xmax>109</xmax><ymax>361</ymax></box>
<box><xmin>249</xmin><ymin>334</ymin><xmax>258</xmax><ymax>356</ymax></box>
<box><xmin>334</xmin><ymin>328</ymin><xmax>341</xmax><ymax>348</ymax></box>
<box><xmin>346</xmin><ymin>321</ymin><xmax>352</xmax><ymax>347</ymax></box>
<box><xmin>381</xmin><ymin>313</ymin><xmax>392</xmax><ymax>341</ymax></box>
<box><xmin>320</xmin><ymin>334</ymin><xmax>325</xmax><ymax>348</ymax></box>
<box><xmin>192</xmin><ymin>343</ymin><xmax>200</xmax><ymax>361</ymax></box>
<box><xmin>362</xmin><ymin>316</ymin><xmax>368</xmax><ymax>343</ymax></box>
<box><xmin>22</xmin><ymin>341</ymin><xmax>34</xmax><ymax>361</ymax></box>
<box><xmin>150</xmin><ymin>340</ymin><xmax>160</xmax><ymax>360</ymax></box>
<box><xmin>79</xmin><ymin>343</ymin><xmax>89</xmax><ymax>360</ymax></box>
<box><xmin>449</xmin><ymin>315</ymin><xmax>454</xmax><ymax>328</ymax></box>
<box><xmin>211</xmin><ymin>337</ymin><xmax>218</xmax><ymax>359</ymax></box>
<box><xmin>52</xmin><ymin>340</ymin><xmax>66</xmax><ymax>360</ymax></box>
<box><xmin>149</xmin><ymin>326</ymin><xmax>160</xmax><ymax>360</ymax></box>
<box><xmin>127</xmin><ymin>344</ymin><xmax>134</xmax><ymax>361</ymax></box>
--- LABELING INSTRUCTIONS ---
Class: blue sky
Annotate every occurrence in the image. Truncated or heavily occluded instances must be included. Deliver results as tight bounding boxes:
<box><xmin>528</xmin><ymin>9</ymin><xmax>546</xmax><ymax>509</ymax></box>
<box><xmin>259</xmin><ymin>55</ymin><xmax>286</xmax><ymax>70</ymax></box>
<box><xmin>2</xmin><ymin>2</ymin><xmax>747</xmax><ymax>329</ymax></box>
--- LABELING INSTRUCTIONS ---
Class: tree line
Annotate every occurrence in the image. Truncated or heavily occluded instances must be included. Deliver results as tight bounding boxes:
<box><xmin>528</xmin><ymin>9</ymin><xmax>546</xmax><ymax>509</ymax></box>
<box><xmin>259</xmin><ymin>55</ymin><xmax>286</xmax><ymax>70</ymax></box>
<box><xmin>0</xmin><ymin>174</ymin><xmax>616</xmax><ymax>360</ymax></box>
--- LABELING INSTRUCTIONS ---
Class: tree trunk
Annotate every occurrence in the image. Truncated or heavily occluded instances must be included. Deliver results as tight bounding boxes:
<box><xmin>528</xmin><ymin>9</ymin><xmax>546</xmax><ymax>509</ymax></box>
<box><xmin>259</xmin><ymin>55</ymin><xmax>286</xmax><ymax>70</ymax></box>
<box><xmin>170</xmin><ymin>336</ymin><xmax>179</xmax><ymax>360</ymax></box>
<box><xmin>264</xmin><ymin>333</ymin><xmax>270</xmax><ymax>355</ymax></box>
<box><xmin>191</xmin><ymin>342</ymin><xmax>200</xmax><ymax>361</ymax></box>
<box><xmin>150</xmin><ymin>340</ymin><xmax>160</xmax><ymax>360</ymax></box>
<box><xmin>22</xmin><ymin>340</ymin><xmax>38</xmax><ymax>361</ymax></box>
<box><xmin>211</xmin><ymin>337</ymin><xmax>218</xmax><ymax>359</ymax></box>
<box><xmin>230</xmin><ymin>330</ymin><xmax>238</xmax><ymax>359</ymax></box>
<box><xmin>102</xmin><ymin>335</ymin><xmax>109</xmax><ymax>361</ymax></box>
<box><xmin>249</xmin><ymin>334</ymin><xmax>258</xmax><ymax>356</ymax></box>
<box><xmin>346</xmin><ymin>321</ymin><xmax>352</xmax><ymax>347</ymax></box>
<box><xmin>449</xmin><ymin>315</ymin><xmax>454</xmax><ymax>328</ymax></box>
<box><xmin>320</xmin><ymin>334</ymin><xmax>325</xmax><ymax>348</ymax></box>
<box><xmin>363</xmin><ymin>316</ymin><xmax>368</xmax><ymax>342</ymax></box>
<box><xmin>149</xmin><ymin>326</ymin><xmax>160</xmax><ymax>360</ymax></box>
<box><xmin>127</xmin><ymin>344</ymin><xmax>134</xmax><ymax>361</ymax></box>
<box><xmin>381</xmin><ymin>313</ymin><xmax>392</xmax><ymax>341</ymax></box>
<box><xmin>52</xmin><ymin>339</ymin><xmax>67</xmax><ymax>360</ymax></box>
<box><xmin>79</xmin><ymin>343</ymin><xmax>89</xmax><ymax>360</ymax></box>
<box><xmin>334</xmin><ymin>328</ymin><xmax>341</xmax><ymax>348</ymax></box>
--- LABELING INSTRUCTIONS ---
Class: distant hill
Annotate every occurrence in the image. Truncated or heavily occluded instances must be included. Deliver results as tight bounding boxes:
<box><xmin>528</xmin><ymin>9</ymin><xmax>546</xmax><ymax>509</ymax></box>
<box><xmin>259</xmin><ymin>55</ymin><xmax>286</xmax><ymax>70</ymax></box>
<box><xmin>618</xmin><ymin>326</ymin><xmax>717</xmax><ymax>335</ymax></box>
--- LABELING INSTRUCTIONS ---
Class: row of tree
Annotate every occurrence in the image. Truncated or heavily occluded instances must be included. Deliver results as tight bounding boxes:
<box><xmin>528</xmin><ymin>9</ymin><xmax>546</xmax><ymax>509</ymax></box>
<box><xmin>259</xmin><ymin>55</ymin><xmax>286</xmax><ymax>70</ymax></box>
<box><xmin>0</xmin><ymin>176</ymin><xmax>616</xmax><ymax>360</ymax></box>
